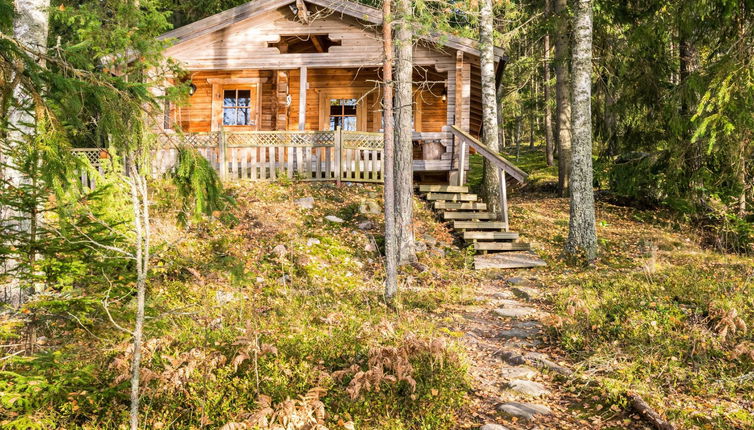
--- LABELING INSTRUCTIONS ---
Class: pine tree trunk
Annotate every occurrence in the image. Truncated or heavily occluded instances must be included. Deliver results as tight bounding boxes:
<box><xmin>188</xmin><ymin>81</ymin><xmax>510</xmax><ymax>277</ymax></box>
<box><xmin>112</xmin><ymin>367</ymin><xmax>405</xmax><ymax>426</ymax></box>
<box><xmin>565</xmin><ymin>0</ymin><xmax>598</xmax><ymax>262</ymax></box>
<box><xmin>543</xmin><ymin>0</ymin><xmax>555</xmax><ymax>166</ymax></box>
<box><xmin>679</xmin><ymin>25</ymin><xmax>703</xmax><ymax>207</ymax></box>
<box><xmin>554</xmin><ymin>0</ymin><xmax>572</xmax><ymax>197</ymax></box>
<box><xmin>382</xmin><ymin>0</ymin><xmax>398</xmax><ymax>302</ymax></box>
<box><xmin>393</xmin><ymin>0</ymin><xmax>416</xmax><ymax>265</ymax></box>
<box><xmin>2</xmin><ymin>0</ymin><xmax>50</xmax><ymax>306</ymax></box>
<box><xmin>480</xmin><ymin>0</ymin><xmax>502</xmax><ymax>219</ymax></box>
<box><xmin>496</xmin><ymin>61</ymin><xmax>507</xmax><ymax>150</ymax></box>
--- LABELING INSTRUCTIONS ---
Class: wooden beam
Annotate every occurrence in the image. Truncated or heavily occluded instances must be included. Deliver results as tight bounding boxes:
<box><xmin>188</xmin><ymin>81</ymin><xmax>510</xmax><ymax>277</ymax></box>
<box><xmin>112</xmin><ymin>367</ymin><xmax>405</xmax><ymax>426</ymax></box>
<box><xmin>311</xmin><ymin>35</ymin><xmax>325</xmax><ymax>53</ymax></box>
<box><xmin>298</xmin><ymin>66</ymin><xmax>307</xmax><ymax>130</ymax></box>
<box><xmin>295</xmin><ymin>0</ymin><xmax>310</xmax><ymax>23</ymax></box>
<box><xmin>449</xmin><ymin>125</ymin><xmax>528</xmax><ymax>183</ymax></box>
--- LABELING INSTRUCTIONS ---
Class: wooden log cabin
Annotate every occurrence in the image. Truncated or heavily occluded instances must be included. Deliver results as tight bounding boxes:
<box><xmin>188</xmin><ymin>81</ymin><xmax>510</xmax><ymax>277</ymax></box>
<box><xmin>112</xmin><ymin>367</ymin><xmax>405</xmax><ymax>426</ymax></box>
<box><xmin>155</xmin><ymin>0</ymin><xmax>506</xmax><ymax>184</ymax></box>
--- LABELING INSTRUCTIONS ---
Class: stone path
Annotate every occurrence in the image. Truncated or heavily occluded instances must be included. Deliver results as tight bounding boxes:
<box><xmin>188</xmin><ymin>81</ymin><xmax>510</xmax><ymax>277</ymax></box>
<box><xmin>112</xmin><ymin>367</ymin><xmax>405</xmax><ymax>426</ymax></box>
<box><xmin>449</xmin><ymin>275</ymin><xmax>647</xmax><ymax>429</ymax></box>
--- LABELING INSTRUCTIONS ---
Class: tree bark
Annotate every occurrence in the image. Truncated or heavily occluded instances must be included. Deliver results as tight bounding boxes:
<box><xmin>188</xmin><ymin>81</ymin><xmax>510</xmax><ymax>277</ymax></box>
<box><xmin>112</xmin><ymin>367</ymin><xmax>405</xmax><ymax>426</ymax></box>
<box><xmin>565</xmin><ymin>0</ymin><xmax>597</xmax><ymax>262</ymax></box>
<box><xmin>496</xmin><ymin>61</ymin><xmax>507</xmax><ymax>150</ymax></box>
<box><xmin>382</xmin><ymin>0</ymin><xmax>398</xmax><ymax>302</ymax></box>
<box><xmin>554</xmin><ymin>0</ymin><xmax>572</xmax><ymax>197</ymax></box>
<box><xmin>128</xmin><ymin>159</ymin><xmax>150</xmax><ymax>430</ymax></box>
<box><xmin>480</xmin><ymin>0</ymin><xmax>503</xmax><ymax>219</ymax></box>
<box><xmin>2</xmin><ymin>0</ymin><xmax>50</xmax><ymax>307</ymax></box>
<box><xmin>393</xmin><ymin>0</ymin><xmax>416</xmax><ymax>265</ymax></box>
<box><xmin>543</xmin><ymin>0</ymin><xmax>555</xmax><ymax>166</ymax></box>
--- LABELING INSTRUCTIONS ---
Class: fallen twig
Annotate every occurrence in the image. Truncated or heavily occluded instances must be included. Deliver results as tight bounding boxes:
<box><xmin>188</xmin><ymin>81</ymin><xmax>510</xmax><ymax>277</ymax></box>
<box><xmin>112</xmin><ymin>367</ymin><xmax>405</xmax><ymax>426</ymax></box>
<box><xmin>627</xmin><ymin>392</ymin><xmax>676</xmax><ymax>430</ymax></box>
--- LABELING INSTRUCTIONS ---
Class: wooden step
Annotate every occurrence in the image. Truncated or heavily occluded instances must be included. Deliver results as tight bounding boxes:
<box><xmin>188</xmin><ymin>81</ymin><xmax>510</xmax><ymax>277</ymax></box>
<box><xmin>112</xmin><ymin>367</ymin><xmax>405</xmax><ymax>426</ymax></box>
<box><xmin>454</xmin><ymin>221</ymin><xmax>508</xmax><ymax>230</ymax></box>
<box><xmin>434</xmin><ymin>201</ymin><xmax>488</xmax><ymax>210</ymax></box>
<box><xmin>444</xmin><ymin>211</ymin><xmax>496</xmax><ymax>220</ymax></box>
<box><xmin>463</xmin><ymin>231</ymin><xmax>520</xmax><ymax>241</ymax></box>
<box><xmin>426</xmin><ymin>192</ymin><xmax>478</xmax><ymax>202</ymax></box>
<box><xmin>419</xmin><ymin>184</ymin><xmax>469</xmax><ymax>193</ymax></box>
<box><xmin>473</xmin><ymin>242</ymin><xmax>531</xmax><ymax>251</ymax></box>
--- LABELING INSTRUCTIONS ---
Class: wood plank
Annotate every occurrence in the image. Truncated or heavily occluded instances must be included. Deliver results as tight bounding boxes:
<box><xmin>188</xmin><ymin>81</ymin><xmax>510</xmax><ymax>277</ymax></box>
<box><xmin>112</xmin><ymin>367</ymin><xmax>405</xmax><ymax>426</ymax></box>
<box><xmin>473</xmin><ymin>242</ymin><xmax>531</xmax><ymax>251</ymax></box>
<box><xmin>444</xmin><ymin>211</ymin><xmax>495</xmax><ymax>220</ymax></box>
<box><xmin>453</xmin><ymin>221</ymin><xmax>507</xmax><ymax>230</ymax></box>
<box><xmin>474</xmin><ymin>252</ymin><xmax>547</xmax><ymax>270</ymax></box>
<box><xmin>434</xmin><ymin>201</ymin><xmax>487</xmax><ymax>210</ymax></box>
<box><xmin>419</xmin><ymin>184</ymin><xmax>469</xmax><ymax>193</ymax></box>
<box><xmin>463</xmin><ymin>231</ymin><xmax>520</xmax><ymax>240</ymax></box>
<box><xmin>426</xmin><ymin>192</ymin><xmax>477</xmax><ymax>201</ymax></box>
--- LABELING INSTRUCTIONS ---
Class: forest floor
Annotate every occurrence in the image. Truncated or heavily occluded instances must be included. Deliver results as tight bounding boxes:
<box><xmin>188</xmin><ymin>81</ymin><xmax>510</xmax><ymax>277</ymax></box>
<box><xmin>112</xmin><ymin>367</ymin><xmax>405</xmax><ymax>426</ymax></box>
<box><xmin>3</xmin><ymin>149</ymin><xmax>752</xmax><ymax>429</ymax></box>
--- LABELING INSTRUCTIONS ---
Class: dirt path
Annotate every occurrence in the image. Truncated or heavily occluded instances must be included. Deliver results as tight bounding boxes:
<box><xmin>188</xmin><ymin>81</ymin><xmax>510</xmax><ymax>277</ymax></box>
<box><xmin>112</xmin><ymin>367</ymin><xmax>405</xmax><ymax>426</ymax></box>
<box><xmin>447</xmin><ymin>274</ymin><xmax>649</xmax><ymax>430</ymax></box>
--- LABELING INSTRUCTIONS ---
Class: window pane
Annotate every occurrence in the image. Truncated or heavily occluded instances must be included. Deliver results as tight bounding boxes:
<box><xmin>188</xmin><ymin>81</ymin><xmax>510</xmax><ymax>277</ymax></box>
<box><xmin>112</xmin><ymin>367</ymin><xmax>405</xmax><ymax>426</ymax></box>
<box><xmin>343</xmin><ymin>105</ymin><xmax>356</xmax><ymax>116</ymax></box>
<box><xmin>237</xmin><ymin>108</ymin><xmax>250</xmax><ymax>125</ymax></box>
<box><xmin>223</xmin><ymin>90</ymin><xmax>236</xmax><ymax>107</ymax></box>
<box><xmin>342</xmin><ymin>116</ymin><xmax>356</xmax><ymax>131</ymax></box>
<box><xmin>330</xmin><ymin>104</ymin><xmax>341</xmax><ymax>116</ymax></box>
<box><xmin>343</xmin><ymin>98</ymin><xmax>357</xmax><ymax>106</ymax></box>
<box><xmin>223</xmin><ymin>108</ymin><xmax>237</xmax><ymax>125</ymax></box>
<box><xmin>237</xmin><ymin>90</ymin><xmax>251</xmax><ymax>107</ymax></box>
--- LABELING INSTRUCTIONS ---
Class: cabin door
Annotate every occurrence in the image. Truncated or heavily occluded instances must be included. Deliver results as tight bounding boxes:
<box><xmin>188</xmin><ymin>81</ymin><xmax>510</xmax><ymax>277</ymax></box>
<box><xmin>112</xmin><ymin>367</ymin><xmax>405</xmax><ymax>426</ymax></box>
<box><xmin>318</xmin><ymin>89</ymin><xmax>368</xmax><ymax>131</ymax></box>
<box><xmin>214</xmin><ymin>85</ymin><xmax>259</xmax><ymax>131</ymax></box>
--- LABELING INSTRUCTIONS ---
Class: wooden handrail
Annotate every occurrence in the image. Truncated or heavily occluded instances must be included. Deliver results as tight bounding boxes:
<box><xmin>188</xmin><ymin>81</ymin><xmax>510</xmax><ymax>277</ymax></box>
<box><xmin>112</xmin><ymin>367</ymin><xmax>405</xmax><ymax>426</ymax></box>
<box><xmin>448</xmin><ymin>125</ymin><xmax>528</xmax><ymax>184</ymax></box>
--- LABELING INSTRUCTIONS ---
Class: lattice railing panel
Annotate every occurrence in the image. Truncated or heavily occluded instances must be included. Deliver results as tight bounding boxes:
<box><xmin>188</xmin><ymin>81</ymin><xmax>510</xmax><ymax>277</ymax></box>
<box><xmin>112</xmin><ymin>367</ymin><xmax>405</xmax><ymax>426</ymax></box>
<box><xmin>341</xmin><ymin>131</ymin><xmax>384</xmax><ymax>150</ymax></box>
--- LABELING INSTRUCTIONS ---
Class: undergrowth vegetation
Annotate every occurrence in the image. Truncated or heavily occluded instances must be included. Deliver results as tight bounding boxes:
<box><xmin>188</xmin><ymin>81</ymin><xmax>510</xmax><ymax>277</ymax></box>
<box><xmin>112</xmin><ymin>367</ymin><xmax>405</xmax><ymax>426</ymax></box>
<box><xmin>1</xmin><ymin>181</ymin><xmax>474</xmax><ymax>429</ymax></box>
<box><xmin>496</xmin><ymin>148</ymin><xmax>754</xmax><ymax>429</ymax></box>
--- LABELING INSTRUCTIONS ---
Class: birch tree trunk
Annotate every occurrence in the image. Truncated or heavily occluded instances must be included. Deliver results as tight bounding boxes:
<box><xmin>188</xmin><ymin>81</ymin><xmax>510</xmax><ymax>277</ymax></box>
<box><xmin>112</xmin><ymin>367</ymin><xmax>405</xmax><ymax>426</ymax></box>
<box><xmin>382</xmin><ymin>0</ymin><xmax>398</xmax><ymax>302</ymax></box>
<box><xmin>480</xmin><ymin>0</ymin><xmax>502</xmax><ymax>219</ymax></box>
<box><xmin>554</xmin><ymin>0</ymin><xmax>572</xmax><ymax>197</ymax></box>
<box><xmin>2</xmin><ymin>0</ymin><xmax>50</xmax><ymax>306</ymax></box>
<box><xmin>543</xmin><ymin>0</ymin><xmax>555</xmax><ymax>166</ymax></box>
<box><xmin>565</xmin><ymin>0</ymin><xmax>597</xmax><ymax>262</ymax></box>
<box><xmin>393</xmin><ymin>0</ymin><xmax>416</xmax><ymax>265</ymax></box>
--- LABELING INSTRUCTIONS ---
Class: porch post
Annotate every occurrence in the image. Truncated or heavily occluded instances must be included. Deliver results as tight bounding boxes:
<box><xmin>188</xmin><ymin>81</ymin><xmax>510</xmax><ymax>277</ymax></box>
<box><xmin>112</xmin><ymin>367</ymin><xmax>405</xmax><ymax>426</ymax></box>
<box><xmin>334</xmin><ymin>126</ymin><xmax>342</xmax><ymax>185</ymax></box>
<box><xmin>219</xmin><ymin>128</ymin><xmax>228</xmax><ymax>181</ymax></box>
<box><xmin>298</xmin><ymin>66</ymin><xmax>307</xmax><ymax>131</ymax></box>
<box><xmin>498</xmin><ymin>168</ymin><xmax>509</xmax><ymax>231</ymax></box>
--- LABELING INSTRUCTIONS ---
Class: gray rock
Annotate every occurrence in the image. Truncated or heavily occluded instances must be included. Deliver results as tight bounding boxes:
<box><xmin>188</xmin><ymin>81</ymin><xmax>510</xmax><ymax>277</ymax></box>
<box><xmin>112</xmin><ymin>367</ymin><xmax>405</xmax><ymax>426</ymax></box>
<box><xmin>497</xmin><ymin>402</ymin><xmax>552</xmax><ymax>420</ymax></box>
<box><xmin>215</xmin><ymin>290</ymin><xmax>237</xmax><ymax>305</ymax></box>
<box><xmin>496</xmin><ymin>299</ymin><xmax>526</xmax><ymax>307</ymax></box>
<box><xmin>325</xmin><ymin>215</ymin><xmax>345</xmax><ymax>223</ymax></box>
<box><xmin>508</xmin><ymin>379</ymin><xmax>550</xmax><ymax>397</ymax></box>
<box><xmin>498</xmin><ymin>349</ymin><xmax>526</xmax><ymax>365</ymax></box>
<box><xmin>422</xmin><ymin>234</ymin><xmax>438</xmax><ymax>246</ymax></box>
<box><xmin>523</xmin><ymin>352</ymin><xmax>573</xmax><ymax>376</ymax></box>
<box><xmin>493</xmin><ymin>291</ymin><xmax>515</xmax><ymax>300</ymax></box>
<box><xmin>498</xmin><ymin>327</ymin><xmax>540</xmax><ymax>340</ymax></box>
<box><xmin>415</xmin><ymin>241</ymin><xmax>428</xmax><ymax>252</ymax></box>
<box><xmin>272</xmin><ymin>244</ymin><xmax>287</xmax><ymax>257</ymax></box>
<box><xmin>494</xmin><ymin>306</ymin><xmax>536</xmax><ymax>318</ymax></box>
<box><xmin>480</xmin><ymin>425</ymin><xmax>509</xmax><ymax>430</ymax></box>
<box><xmin>294</xmin><ymin>197</ymin><xmax>314</xmax><ymax>209</ymax></box>
<box><xmin>506</xmin><ymin>277</ymin><xmax>535</xmax><ymax>287</ymax></box>
<box><xmin>357</xmin><ymin>220</ymin><xmax>375</xmax><ymax>230</ymax></box>
<box><xmin>430</xmin><ymin>247</ymin><xmax>445</xmax><ymax>257</ymax></box>
<box><xmin>500</xmin><ymin>366</ymin><xmax>538</xmax><ymax>380</ymax></box>
<box><xmin>359</xmin><ymin>200</ymin><xmax>381</xmax><ymax>214</ymax></box>
<box><xmin>277</xmin><ymin>274</ymin><xmax>291</xmax><ymax>284</ymax></box>
<box><xmin>306</xmin><ymin>238</ymin><xmax>321</xmax><ymax>247</ymax></box>
<box><xmin>364</xmin><ymin>242</ymin><xmax>377</xmax><ymax>252</ymax></box>
<box><xmin>512</xmin><ymin>286</ymin><xmax>541</xmax><ymax>301</ymax></box>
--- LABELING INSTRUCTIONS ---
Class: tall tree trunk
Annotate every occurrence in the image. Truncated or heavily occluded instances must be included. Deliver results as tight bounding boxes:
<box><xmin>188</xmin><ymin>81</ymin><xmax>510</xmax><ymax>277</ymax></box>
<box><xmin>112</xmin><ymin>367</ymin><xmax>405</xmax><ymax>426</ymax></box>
<box><xmin>554</xmin><ymin>0</ymin><xmax>572</xmax><ymax>197</ymax></box>
<box><xmin>679</xmin><ymin>22</ymin><xmax>703</xmax><ymax>207</ymax></box>
<box><xmin>382</xmin><ymin>0</ymin><xmax>398</xmax><ymax>302</ymax></box>
<box><xmin>2</xmin><ymin>0</ymin><xmax>50</xmax><ymax>306</ymax></box>
<box><xmin>565</xmin><ymin>0</ymin><xmax>597</xmax><ymax>262</ymax></box>
<box><xmin>128</xmin><ymin>158</ymin><xmax>151</xmax><ymax>430</ymax></box>
<box><xmin>480</xmin><ymin>0</ymin><xmax>503</xmax><ymax>219</ymax></box>
<box><xmin>393</xmin><ymin>0</ymin><xmax>416</xmax><ymax>265</ymax></box>
<box><xmin>543</xmin><ymin>0</ymin><xmax>555</xmax><ymax>166</ymax></box>
<box><xmin>496</xmin><ymin>61</ymin><xmax>507</xmax><ymax>150</ymax></box>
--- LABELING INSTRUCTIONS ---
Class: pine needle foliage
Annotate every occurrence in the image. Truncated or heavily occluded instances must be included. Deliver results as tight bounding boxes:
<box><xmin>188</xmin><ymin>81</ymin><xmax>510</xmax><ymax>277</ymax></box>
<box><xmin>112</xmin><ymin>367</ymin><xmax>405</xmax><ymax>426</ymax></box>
<box><xmin>171</xmin><ymin>144</ymin><xmax>235</xmax><ymax>226</ymax></box>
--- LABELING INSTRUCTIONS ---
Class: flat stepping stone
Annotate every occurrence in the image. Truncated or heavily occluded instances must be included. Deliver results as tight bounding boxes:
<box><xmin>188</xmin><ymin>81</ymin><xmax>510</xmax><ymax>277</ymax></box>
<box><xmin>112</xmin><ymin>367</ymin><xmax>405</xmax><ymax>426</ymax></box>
<box><xmin>480</xmin><ymin>425</ymin><xmax>509</xmax><ymax>430</ymax></box>
<box><xmin>492</xmin><ymin>291</ymin><xmax>515</xmax><ymax>300</ymax></box>
<box><xmin>512</xmin><ymin>286</ymin><xmax>541</xmax><ymax>301</ymax></box>
<box><xmin>498</xmin><ymin>349</ymin><xmax>526</xmax><ymax>366</ymax></box>
<box><xmin>523</xmin><ymin>352</ymin><xmax>573</xmax><ymax>376</ymax></box>
<box><xmin>475</xmin><ymin>252</ymin><xmax>547</xmax><ymax>269</ymax></box>
<box><xmin>496</xmin><ymin>299</ymin><xmax>525</xmax><ymax>307</ymax></box>
<box><xmin>500</xmin><ymin>366</ymin><xmax>538</xmax><ymax>380</ymax></box>
<box><xmin>497</xmin><ymin>401</ymin><xmax>552</xmax><ymax>420</ymax></box>
<box><xmin>508</xmin><ymin>379</ymin><xmax>550</xmax><ymax>397</ymax></box>
<box><xmin>498</xmin><ymin>327</ymin><xmax>540</xmax><ymax>340</ymax></box>
<box><xmin>494</xmin><ymin>306</ymin><xmax>536</xmax><ymax>318</ymax></box>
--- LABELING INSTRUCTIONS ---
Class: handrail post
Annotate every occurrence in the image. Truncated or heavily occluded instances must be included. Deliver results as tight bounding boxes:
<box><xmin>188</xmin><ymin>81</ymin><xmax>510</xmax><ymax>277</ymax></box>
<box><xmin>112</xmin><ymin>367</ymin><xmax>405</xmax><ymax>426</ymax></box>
<box><xmin>219</xmin><ymin>128</ymin><xmax>228</xmax><ymax>181</ymax></box>
<box><xmin>499</xmin><ymin>167</ymin><xmax>509</xmax><ymax>231</ymax></box>
<box><xmin>457</xmin><ymin>136</ymin><xmax>466</xmax><ymax>186</ymax></box>
<box><xmin>334</xmin><ymin>126</ymin><xmax>342</xmax><ymax>185</ymax></box>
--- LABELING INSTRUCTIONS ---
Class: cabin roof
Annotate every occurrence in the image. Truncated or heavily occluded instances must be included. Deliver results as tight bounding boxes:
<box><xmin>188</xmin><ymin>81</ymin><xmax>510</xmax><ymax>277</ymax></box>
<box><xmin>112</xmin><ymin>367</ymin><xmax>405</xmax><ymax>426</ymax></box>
<box><xmin>158</xmin><ymin>0</ymin><xmax>505</xmax><ymax>61</ymax></box>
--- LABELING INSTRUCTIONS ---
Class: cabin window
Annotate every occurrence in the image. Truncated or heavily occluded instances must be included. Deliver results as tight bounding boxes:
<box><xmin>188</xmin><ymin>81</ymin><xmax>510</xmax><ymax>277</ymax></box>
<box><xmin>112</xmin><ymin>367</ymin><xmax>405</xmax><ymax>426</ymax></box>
<box><xmin>223</xmin><ymin>89</ymin><xmax>252</xmax><ymax>126</ymax></box>
<box><xmin>328</xmin><ymin>98</ymin><xmax>358</xmax><ymax>131</ymax></box>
